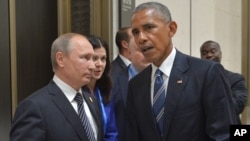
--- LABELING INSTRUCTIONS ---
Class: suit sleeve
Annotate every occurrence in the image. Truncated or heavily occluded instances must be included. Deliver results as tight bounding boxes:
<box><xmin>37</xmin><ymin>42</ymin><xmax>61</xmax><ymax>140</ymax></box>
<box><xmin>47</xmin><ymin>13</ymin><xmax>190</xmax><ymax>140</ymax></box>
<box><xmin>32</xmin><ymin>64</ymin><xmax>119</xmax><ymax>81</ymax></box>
<box><xmin>230</xmin><ymin>73</ymin><xmax>248</xmax><ymax>115</ymax></box>
<box><xmin>202</xmin><ymin>63</ymin><xmax>238</xmax><ymax>140</ymax></box>
<box><xmin>10</xmin><ymin>99</ymin><xmax>46</xmax><ymax>141</ymax></box>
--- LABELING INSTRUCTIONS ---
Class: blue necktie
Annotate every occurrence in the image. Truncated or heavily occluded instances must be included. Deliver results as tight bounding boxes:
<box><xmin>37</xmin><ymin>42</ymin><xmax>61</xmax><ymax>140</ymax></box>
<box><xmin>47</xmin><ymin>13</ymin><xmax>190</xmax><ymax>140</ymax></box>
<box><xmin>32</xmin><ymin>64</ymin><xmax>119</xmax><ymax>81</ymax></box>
<box><xmin>128</xmin><ymin>64</ymin><xmax>136</xmax><ymax>80</ymax></box>
<box><xmin>153</xmin><ymin>69</ymin><xmax>166</xmax><ymax>136</ymax></box>
<box><xmin>74</xmin><ymin>93</ymin><xmax>96</xmax><ymax>141</ymax></box>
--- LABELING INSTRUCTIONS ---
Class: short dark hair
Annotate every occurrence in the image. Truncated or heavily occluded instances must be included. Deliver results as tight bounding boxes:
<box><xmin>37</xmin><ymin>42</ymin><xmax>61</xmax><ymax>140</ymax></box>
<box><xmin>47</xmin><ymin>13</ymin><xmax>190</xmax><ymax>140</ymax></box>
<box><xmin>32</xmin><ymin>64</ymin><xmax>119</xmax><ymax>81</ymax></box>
<box><xmin>115</xmin><ymin>27</ymin><xmax>131</xmax><ymax>52</ymax></box>
<box><xmin>200</xmin><ymin>40</ymin><xmax>221</xmax><ymax>51</ymax></box>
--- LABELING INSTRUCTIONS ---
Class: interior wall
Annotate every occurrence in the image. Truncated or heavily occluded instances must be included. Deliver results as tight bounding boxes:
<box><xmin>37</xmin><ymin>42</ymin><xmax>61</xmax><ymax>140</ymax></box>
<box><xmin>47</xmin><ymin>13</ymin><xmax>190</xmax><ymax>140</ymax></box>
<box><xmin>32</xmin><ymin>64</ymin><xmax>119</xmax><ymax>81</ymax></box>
<box><xmin>191</xmin><ymin>0</ymin><xmax>242</xmax><ymax>73</ymax></box>
<box><xmin>15</xmin><ymin>0</ymin><xmax>57</xmax><ymax>105</ymax></box>
<box><xmin>242</xmin><ymin>0</ymin><xmax>250</xmax><ymax>124</ymax></box>
<box><xmin>71</xmin><ymin>0</ymin><xmax>90</xmax><ymax>35</ymax></box>
<box><xmin>0</xmin><ymin>0</ymin><xmax>11</xmax><ymax>140</ymax></box>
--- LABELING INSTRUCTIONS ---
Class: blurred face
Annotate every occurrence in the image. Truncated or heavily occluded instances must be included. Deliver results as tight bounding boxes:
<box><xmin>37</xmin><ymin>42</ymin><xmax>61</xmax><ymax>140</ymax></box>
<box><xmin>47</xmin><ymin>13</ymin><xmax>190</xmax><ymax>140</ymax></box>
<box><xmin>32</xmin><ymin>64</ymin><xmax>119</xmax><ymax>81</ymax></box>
<box><xmin>131</xmin><ymin>9</ymin><xmax>177</xmax><ymax>67</ymax></box>
<box><xmin>56</xmin><ymin>36</ymin><xmax>95</xmax><ymax>90</ymax></box>
<box><xmin>200</xmin><ymin>43</ymin><xmax>222</xmax><ymax>63</ymax></box>
<box><xmin>128</xmin><ymin>30</ymin><xmax>150</xmax><ymax>72</ymax></box>
<box><xmin>92</xmin><ymin>47</ymin><xmax>107</xmax><ymax>80</ymax></box>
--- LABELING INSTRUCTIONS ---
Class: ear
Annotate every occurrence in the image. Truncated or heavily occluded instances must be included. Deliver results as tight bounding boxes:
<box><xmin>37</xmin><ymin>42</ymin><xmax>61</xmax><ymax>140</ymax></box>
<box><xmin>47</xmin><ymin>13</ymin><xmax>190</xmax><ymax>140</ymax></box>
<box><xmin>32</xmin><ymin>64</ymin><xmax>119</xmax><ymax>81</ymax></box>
<box><xmin>55</xmin><ymin>52</ymin><xmax>65</xmax><ymax>67</ymax></box>
<box><xmin>168</xmin><ymin>21</ymin><xmax>177</xmax><ymax>37</ymax></box>
<box><xmin>121</xmin><ymin>40</ymin><xmax>129</xmax><ymax>50</ymax></box>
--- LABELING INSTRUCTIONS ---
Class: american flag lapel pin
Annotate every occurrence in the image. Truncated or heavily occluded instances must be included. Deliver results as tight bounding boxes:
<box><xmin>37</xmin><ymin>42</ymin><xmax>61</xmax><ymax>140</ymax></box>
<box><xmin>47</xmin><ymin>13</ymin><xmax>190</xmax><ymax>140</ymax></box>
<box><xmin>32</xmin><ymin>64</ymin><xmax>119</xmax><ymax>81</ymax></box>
<box><xmin>177</xmin><ymin>80</ymin><xmax>183</xmax><ymax>84</ymax></box>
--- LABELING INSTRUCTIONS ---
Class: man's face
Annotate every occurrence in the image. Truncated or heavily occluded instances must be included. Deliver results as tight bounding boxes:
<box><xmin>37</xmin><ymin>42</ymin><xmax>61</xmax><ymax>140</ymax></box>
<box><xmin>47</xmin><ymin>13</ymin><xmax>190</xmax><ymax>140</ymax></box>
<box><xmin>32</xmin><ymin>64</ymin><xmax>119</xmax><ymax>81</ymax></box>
<box><xmin>131</xmin><ymin>9</ymin><xmax>176</xmax><ymax>67</ymax></box>
<box><xmin>59</xmin><ymin>36</ymin><xmax>96</xmax><ymax>90</ymax></box>
<box><xmin>200</xmin><ymin>43</ymin><xmax>222</xmax><ymax>63</ymax></box>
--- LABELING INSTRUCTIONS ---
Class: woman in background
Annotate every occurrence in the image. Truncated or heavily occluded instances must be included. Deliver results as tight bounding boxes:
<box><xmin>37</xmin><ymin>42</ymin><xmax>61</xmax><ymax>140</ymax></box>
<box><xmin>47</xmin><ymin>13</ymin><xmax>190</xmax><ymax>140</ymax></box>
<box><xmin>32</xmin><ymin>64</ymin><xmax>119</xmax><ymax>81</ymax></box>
<box><xmin>87</xmin><ymin>35</ymin><xmax>118</xmax><ymax>141</ymax></box>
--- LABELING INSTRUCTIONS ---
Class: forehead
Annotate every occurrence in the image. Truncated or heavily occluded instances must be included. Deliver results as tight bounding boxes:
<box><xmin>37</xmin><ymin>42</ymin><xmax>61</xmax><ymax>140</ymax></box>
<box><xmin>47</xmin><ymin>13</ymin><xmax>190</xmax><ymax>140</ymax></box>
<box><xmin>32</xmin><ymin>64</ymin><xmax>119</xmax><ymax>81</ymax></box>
<box><xmin>71</xmin><ymin>36</ymin><xmax>93</xmax><ymax>52</ymax></box>
<box><xmin>201</xmin><ymin>43</ymin><xmax>219</xmax><ymax>51</ymax></box>
<box><xmin>74</xmin><ymin>36</ymin><xmax>91</xmax><ymax>47</ymax></box>
<box><xmin>94</xmin><ymin>46</ymin><xmax>106</xmax><ymax>53</ymax></box>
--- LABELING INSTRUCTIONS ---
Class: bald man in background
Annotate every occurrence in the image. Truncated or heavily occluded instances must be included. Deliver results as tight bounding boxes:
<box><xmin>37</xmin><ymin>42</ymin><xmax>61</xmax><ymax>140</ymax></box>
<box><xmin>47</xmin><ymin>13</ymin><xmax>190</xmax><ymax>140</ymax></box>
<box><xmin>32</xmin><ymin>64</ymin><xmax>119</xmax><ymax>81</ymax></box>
<box><xmin>200</xmin><ymin>40</ymin><xmax>248</xmax><ymax>123</ymax></box>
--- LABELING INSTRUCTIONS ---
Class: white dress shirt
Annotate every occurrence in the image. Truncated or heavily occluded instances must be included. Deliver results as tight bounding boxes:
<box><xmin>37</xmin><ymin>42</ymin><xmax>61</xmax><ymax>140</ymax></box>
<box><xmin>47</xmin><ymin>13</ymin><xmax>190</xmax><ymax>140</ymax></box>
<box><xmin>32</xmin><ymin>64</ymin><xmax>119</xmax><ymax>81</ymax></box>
<box><xmin>53</xmin><ymin>75</ymin><xmax>98</xmax><ymax>140</ymax></box>
<box><xmin>119</xmin><ymin>54</ymin><xmax>131</xmax><ymax>67</ymax></box>
<box><xmin>151</xmin><ymin>47</ymin><xmax>176</xmax><ymax>105</ymax></box>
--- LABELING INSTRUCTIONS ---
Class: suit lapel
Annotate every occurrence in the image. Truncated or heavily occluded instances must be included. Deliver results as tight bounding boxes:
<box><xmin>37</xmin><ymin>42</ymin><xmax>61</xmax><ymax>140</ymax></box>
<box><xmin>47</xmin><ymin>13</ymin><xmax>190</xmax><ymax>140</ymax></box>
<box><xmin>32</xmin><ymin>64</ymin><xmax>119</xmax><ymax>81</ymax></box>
<box><xmin>48</xmin><ymin>81</ymin><xmax>89</xmax><ymax>141</ymax></box>
<box><xmin>138</xmin><ymin>66</ymin><xmax>160</xmax><ymax>134</ymax></box>
<box><xmin>117</xmin><ymin>56</ymin><xmax>127</xmax><ymax>70</ymax></box>
<box><xmin>163</xmin><ymin>51</ymin><xmax>189</xmax><ymax>139</ymax></box>
<box><xmin>119</xmin><ymin>68</ymin><xmax>129</xmax><ymax>107</ymax></box>
<box><xmin>82</xmin><ymin>90</ymin><xmax>102</xmax><ymax>128</ymax></box>
<box><xmin>82</xmin><ymin>89</ymin><xmax>103</xmax><ymax>141</ymax></box>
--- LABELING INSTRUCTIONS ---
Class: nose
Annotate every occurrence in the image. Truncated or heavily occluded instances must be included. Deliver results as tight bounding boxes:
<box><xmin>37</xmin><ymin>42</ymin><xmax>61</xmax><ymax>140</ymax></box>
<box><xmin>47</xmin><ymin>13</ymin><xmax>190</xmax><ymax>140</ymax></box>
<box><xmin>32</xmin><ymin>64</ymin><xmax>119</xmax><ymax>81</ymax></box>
<box><xmin>137</xmin><ymin>32</ymin><xmax>147</xmax><ymax>45</ymax></box>
<box><xmin>95</xmin><ymin>59</ymin><xmax>102</xmax><ymax>66</ymax></box>
<box><xmin>206</xmin><ymin>52</ymin><xmax>214</xmax><ymax>58</ymax></box>
<box><xmin>89</xmin><ymin>59</ymin><xmax>96</xmax><ymax>70</ymax></box>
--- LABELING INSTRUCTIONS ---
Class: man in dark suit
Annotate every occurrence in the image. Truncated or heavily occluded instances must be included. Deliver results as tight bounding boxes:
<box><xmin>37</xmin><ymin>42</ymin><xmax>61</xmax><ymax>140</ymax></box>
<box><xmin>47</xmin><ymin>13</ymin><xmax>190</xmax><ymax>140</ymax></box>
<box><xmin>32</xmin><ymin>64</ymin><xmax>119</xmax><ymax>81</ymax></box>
<box><xmin>112</xmin><ymin>27</ymin><xmax>150</xmax><ymax>141</ymax></box>
<box><xmin>110</xmin><ymin>27</ymin><xmax>131</xmax><ymax>141</ymax></box>
<box><xmin>110</xmin><ymin>27</ymin><xmax>131</xmax><ymax>84</ymax></box>
<box><xmin>10</xmin><ymin>33</ymin><xmax>104</xmax><ymax>141</ymax></box>
<box><xmin>125</xmin><ymin>2</ymin><xmax>238</xmax><ymax>141</ymax></box>
<box><xmin>200</xmin><ymin>40</ymin><xmax>248</xmax><ymax>123</ymax></box>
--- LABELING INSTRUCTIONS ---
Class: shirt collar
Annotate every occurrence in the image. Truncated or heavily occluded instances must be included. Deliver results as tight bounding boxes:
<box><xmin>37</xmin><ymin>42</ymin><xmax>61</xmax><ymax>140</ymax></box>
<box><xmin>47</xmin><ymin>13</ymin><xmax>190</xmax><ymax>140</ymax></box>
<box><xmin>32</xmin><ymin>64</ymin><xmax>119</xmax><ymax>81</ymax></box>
<box><xmin>53</xmin><ymin>75</ymin><xmax>81</xmax><ymax>103</ymax></box>
<box><xmin>152</xmin><ymin>47</ymin><xmax>176</xmax><ymax>77</ymax></box>
<box><xmin>128</xmin><ymin>64</ymin><xmax>138</xmax><ymax>80</ymax></box>
<box><xmin>119</xmin><ymin>54</ymin><xmax>131</xmax><ymax>67</ymax></box>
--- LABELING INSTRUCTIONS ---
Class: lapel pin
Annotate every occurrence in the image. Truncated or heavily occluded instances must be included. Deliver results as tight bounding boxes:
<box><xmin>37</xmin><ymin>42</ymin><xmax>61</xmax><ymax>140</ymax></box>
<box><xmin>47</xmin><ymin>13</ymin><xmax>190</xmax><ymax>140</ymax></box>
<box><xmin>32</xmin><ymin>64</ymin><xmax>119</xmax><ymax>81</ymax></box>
<box><xmin>89</xmin><ymin>97</ymin><xmax>93</xmax><ymax>103</ymax></box>
<box><xmin>177</xmin><ymin>80</ymin><xmax>183</xmax><ymax>84</ymax></box>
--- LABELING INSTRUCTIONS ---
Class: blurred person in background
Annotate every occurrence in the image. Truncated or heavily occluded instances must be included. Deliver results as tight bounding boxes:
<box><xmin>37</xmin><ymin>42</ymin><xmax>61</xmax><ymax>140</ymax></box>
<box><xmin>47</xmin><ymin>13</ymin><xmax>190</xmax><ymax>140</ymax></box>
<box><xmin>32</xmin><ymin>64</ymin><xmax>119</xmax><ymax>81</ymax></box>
<box><xmin>112</xmin><ymin>27</ymin><xmax>150</xmax><ymax>141</ymax></box>
<box><xmin>87</xmin><ymin>35</ymin><xmax>118</xmax><ymax>141</ymax></box>
<box><xmin>200</xmin><ymin>40</ymin><xmax>248</xmax><ymax>124</ymax></box>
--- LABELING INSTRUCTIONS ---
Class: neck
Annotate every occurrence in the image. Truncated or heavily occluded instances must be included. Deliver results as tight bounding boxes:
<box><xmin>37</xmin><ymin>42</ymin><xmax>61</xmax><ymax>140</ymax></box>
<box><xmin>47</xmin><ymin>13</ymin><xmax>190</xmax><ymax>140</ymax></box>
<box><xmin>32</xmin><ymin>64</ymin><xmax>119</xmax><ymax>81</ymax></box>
<box><xmin>87</xmin><ymin>79</ymin><xmax>96</xmax><ymax>95</ymax></box>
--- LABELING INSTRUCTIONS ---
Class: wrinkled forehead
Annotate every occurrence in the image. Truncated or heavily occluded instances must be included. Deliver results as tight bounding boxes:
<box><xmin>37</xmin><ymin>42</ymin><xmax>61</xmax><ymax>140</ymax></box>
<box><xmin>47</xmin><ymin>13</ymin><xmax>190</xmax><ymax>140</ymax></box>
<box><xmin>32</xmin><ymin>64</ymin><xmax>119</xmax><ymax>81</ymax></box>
<box><xmin>131</xmin><ymin>9</ymin><xmax>163</xmax><ymax>31</ymax></box>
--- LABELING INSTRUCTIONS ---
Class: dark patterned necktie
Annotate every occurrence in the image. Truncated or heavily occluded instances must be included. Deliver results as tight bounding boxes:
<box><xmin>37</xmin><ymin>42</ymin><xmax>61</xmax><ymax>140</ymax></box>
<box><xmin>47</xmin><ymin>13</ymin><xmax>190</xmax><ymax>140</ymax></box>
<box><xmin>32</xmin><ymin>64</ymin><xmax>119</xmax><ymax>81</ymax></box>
<box><xmin>74</xmin><ymin>93</ymin><xmax>96</xmax><ymax>141</ymax></box>
<box><xmin>153</xmin><ymin>69</ymin><xmax>166</xmax><ymax>136</ymax></box>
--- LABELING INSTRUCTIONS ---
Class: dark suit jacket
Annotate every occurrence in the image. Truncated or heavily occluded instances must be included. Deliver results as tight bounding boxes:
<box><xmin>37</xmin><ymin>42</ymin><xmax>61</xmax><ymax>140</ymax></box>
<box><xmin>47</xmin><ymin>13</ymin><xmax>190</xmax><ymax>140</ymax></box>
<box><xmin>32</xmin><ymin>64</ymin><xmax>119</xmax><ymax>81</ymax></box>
<box><xmin>112</xmin><ymin>67</ymin><xmax>129</xmax><ymax>141</ymax></box>
<box><xmin>125</xmin><ymin>50</ymin><xmax>237</xmax><ymax>141</ymax></box>
<box><xmin>110</xmin><ymin>55</ymin><xmax>127</xmax><ymax>84</ymax></box>
<box><xmin>224</xmin><ymin>69</ymin><xmax>248</xmax><ymax>119</ymax></box>
<box><xmin>10</xmin><ymin>81</ymin><xmax>104</xmax><ymax>141</ymax></box>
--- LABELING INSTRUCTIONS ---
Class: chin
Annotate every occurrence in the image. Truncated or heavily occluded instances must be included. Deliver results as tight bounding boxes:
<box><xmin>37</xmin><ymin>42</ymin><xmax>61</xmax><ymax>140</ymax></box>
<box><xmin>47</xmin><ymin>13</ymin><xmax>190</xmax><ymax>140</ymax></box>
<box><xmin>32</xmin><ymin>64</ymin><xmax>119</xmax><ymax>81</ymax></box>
<box><xmin>146</xmin><ymin>58</ymin><xmax>155</xmax><ymax>64</ymax></box>
<box><xmin>82</xmin><ymin>81</ymin><xmax>90</xmax><ymax>86</ymax></box>
<box><xmin>93</xmin><ymin>76</ymin><xmax>101</xmax><ymax>80</ymax></box>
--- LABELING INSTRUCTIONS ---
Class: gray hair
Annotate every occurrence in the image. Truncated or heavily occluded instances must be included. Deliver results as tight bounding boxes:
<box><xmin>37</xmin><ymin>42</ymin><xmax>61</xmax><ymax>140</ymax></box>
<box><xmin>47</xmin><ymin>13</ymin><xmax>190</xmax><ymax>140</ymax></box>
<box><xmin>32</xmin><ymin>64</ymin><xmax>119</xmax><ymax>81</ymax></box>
<box><xmin>133</xmin><ymin>2</ymin><xmax>172</xmax><ymax>23</ymax></box>
<box><xmin>51</xmin><ymin>33</ymin><xmax>83</xmax><ymax>71</ymax></box>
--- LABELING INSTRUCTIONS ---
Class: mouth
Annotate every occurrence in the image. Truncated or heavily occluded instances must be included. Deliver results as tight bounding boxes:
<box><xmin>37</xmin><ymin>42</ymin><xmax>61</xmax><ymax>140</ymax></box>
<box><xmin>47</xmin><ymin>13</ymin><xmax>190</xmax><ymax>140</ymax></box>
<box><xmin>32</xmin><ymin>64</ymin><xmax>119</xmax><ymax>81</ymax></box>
<box><xmin>141</xmin><ymin>46</ymin><xmax>153</xmax><ymax>54</ymax></box>
<box><xmin>87</xmin><ymin>73</ymin><xmax>92</xmax><ymax>76</ymax></box>
<box><xmin>94</xmin><ymin>70</ymin><xmax>102</xmax><ymax>73</ymax></box>
<box><xmin>85</xmin><ymin>74</ymin><xmax>92</xmax><ymax>80</ymax></box>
